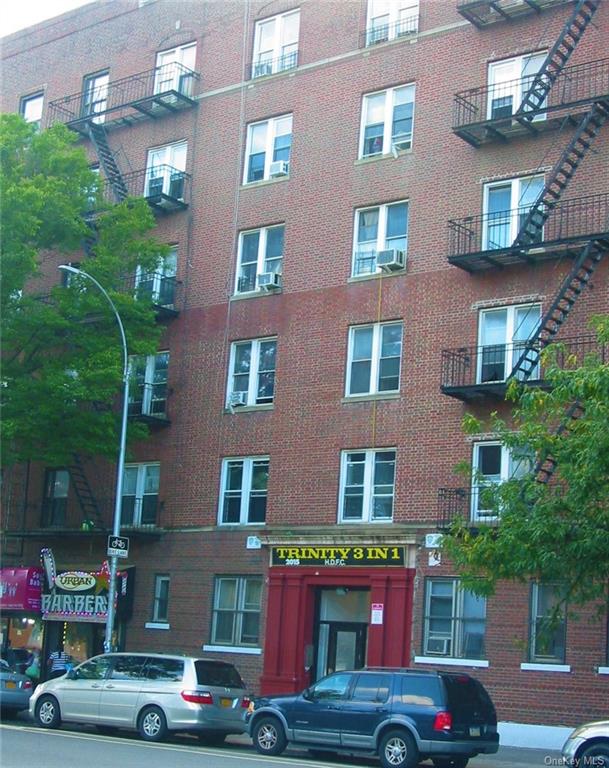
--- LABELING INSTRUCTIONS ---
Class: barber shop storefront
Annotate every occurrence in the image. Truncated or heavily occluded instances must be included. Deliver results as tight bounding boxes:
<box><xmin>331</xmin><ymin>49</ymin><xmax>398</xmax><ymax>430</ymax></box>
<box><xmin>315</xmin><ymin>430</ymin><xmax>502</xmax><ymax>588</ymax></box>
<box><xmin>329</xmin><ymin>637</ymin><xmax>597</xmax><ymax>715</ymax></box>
<box><xmin>260</xmin><ymin>542</ymin><xmax>416</xmax><ymax>695</ymax></box>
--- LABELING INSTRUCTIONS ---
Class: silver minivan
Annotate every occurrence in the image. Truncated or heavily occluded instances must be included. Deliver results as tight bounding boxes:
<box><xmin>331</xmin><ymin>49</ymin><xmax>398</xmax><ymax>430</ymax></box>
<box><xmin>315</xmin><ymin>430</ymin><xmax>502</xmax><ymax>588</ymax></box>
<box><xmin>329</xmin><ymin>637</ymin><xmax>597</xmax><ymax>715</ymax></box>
<box><xmin>30</xmin><ymin>653</ymin><xmax>250</xmax><ymax>743</ymax></box>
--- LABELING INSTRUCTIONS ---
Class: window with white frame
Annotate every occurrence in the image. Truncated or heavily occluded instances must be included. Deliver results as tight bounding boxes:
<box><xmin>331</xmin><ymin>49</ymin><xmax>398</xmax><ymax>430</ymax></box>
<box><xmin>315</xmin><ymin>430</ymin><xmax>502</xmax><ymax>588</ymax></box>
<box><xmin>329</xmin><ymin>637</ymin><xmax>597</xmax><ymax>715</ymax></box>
<box><xmin>244</xmin><ymin>115</ymin><xmax>292</xmax><ymax>184</ymax></box>
<box><xmin>236</xmin><ymin>225</ymin><xmax>284</xmax><ymax>293</ymax></box>
<box><xmin>339</xmin><ymin>449</ymin><xmax>396</xmax><ymax>522</ymax></box>
<box><xmin>211</xmin><ymin>576</ymin><xmax>262</xmax><ymax>647</ymax></box>
<box><xmin>471</xmin><ymin>442</ymin><xmax>532</xmax><ymax>522</ymax></box>
<box><xmin>478</xmin><ymin>303</ymin><xmax>541</xmax><ymax>384</ymax></box>
<box><xmin>121</xmin><ymin>463</ymin><xmax>160</xmax><ymax>526</ymax></box>
<box><xmin>129</xmin><ymin>351</ymin><xmax>169</xmax><ymax>418</ymax></box>
<box><xmin>366</xmin><ymin>0</ymin><xmax>419</xmax><ymax>45</ymax></box>
<box><xmin>360</xmin><ymin>84</ymin><xmax>415</xmax><ymax>158</ymax></box>
<box><xmin>135</xmin><ymin>245</ymin><xmax>178</xmax><ymax>307</ymax></box>
<box><xmin>219</xmin><ymin>457</ymin><xmax>269</xmax><ymax>525</ymax></box>
<box><xmin>20</xmin><ymin>92</ymin><xmax>44</xmax><ymax>129</ymax></box>
<box><xmin>152</xmin><ymin>575</ymin><xmax>170</xmax><ymax>623</ymax></box>
<box><xmin>82</xmin><ymin>71</ymin><xmax>109</xmax><ymax>123</ymax></box>
<box><xmin>488</xmin><ymin>51</ymin><xmax>547</xmax><ymax>121</ymax></box>
<box><xmin>145</xmin><ymin>142</ymin><xmax>187</xmax><ymax>199</ymax></box>
<box><xmin>252</xmin><ymin>9</ymin><xmax>300</xmax><ymax>78</ymax></box>
<box><xmin>353</xmin><ymin>201</ymin><xmax>408</xmax><ymax>276</ymax></box>
<box><xmin>529</xmin><ymin>583</ymin><xmax>566</xmax><ymax>663</ymax></box>
<box><xmin>155</xmin><ymin>42</ymin><xmax>197</xmax><ymax>96</ymax></box>
<box><xmin>42</xmin><ymin>469</ymin><xmax>69</xmax><ymax>527</ymax></box>
<box><xmin>423</xmin><ymin>579</ymin><xmax>487</xmax><ymax>659</ymax></box>
<box><xmin>346</xmin><ymin>322</ymin><xmax>403</xmax><ymax>396</ymax></box>
<box><xmin>483</xmin><ymin>174</ymin><xmax>544</xmax><ymax>251</ymax></box>
<box><xmin>227</xmin><ymin>337</ymin><xmax>277</xmax><ymax>407</ymax></box>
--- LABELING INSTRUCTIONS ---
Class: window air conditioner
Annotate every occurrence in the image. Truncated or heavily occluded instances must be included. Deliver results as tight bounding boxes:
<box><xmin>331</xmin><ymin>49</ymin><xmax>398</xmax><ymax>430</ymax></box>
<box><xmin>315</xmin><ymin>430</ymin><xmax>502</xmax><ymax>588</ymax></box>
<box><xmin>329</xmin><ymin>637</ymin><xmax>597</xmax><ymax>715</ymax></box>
<box><xmin>269</xmin><ymin>160</ymin><xmax>289</xmax><ymax>178</ymax></box>
<box><xmin>258</xmin><ymin>272</ymin><xmax>282</xmax><ymax>291</ymax></box>
<box><xmin>427</xmin><ymin>637</ymin><xmax>450</xmax><ymax>655</ymax></box>
<box><xmin>228</xmin><ymin>391</ymin><xmax>247</xmax><ymax>408</ymax></box>
<box><xmin>377</xmin><ymin>249</ymin><xmax>406</xmax><ymax>272</ymax></box>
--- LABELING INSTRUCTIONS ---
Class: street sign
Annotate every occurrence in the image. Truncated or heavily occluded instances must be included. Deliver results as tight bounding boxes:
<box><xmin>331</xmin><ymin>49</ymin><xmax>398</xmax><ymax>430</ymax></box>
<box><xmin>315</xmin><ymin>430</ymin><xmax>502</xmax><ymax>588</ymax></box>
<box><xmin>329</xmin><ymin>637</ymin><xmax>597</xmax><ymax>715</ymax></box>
<box><xmin>107</xmin><ymin>535</ymin><xmax>129</xmax><ymax>559</ymax></box>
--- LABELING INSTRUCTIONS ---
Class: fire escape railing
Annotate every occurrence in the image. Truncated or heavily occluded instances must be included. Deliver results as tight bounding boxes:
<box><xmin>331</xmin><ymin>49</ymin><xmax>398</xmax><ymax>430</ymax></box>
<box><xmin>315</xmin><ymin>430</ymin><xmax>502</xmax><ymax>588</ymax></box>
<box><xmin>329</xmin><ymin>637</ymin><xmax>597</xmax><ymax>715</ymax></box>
<box><xmin>88</xmin><ymin>165</ymin><xmax>191</xmax><ymax>210</ymax></box>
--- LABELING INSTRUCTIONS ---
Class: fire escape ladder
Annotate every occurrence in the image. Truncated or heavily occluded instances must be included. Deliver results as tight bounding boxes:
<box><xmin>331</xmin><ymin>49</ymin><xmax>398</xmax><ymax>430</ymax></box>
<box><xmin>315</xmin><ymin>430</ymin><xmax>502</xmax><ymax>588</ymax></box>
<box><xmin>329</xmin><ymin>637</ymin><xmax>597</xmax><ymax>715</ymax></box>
<box><xmin>513</xmin><ymin>101</ymin><xmax>609</xmax><ymax>250</ymax></box>
<box><xmin>87</xmin><ymin>122</ymin><xmax>128</xmax><ymax>203</ymax></box>
<box><xmin>534</xmin><ymin>402</ymin><xmax>585</xmax><ymax>484</ymax></box>
<box><xmin>67</xmin><ymin>455</ymin><xmax>106</xmax><ymax>530</ymax></box>
<box><xmin>515</xmin><ymin>0</ymin><xmax>600</xmax><ymax>120</ymax></box>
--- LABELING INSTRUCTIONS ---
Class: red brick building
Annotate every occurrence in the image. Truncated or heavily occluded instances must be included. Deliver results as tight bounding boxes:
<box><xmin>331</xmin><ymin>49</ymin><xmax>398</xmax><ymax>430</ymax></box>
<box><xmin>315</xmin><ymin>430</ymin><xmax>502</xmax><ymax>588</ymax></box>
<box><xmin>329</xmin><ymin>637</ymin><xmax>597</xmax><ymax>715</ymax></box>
<box><xmin>1</xmin><ymin>0</ymin><xmax>607</xmax><ymax>748</ymax></box>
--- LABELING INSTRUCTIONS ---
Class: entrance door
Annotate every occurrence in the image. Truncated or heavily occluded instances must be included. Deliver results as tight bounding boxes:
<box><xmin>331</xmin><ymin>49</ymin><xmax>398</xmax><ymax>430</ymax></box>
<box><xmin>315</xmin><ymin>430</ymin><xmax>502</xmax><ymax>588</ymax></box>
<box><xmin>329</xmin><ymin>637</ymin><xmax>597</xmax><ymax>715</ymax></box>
<box><xmin>314</xmin><ymin>588</ymin><xmax>370</xmax><ymax>682</ymax></box>
<box><xmin>326</xmin><ymin>623</ymin><xmax>367</xmax><ymax>674</ymax></box>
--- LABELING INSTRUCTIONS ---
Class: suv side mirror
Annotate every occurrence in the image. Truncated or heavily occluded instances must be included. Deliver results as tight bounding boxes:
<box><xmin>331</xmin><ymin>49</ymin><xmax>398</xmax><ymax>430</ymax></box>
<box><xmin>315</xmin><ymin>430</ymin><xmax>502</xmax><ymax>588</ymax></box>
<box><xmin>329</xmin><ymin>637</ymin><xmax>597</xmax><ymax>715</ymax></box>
<box><xmin>302</xmin><ymin>687</ymin><xmax>312</xmax><ymax>701</ymax></box>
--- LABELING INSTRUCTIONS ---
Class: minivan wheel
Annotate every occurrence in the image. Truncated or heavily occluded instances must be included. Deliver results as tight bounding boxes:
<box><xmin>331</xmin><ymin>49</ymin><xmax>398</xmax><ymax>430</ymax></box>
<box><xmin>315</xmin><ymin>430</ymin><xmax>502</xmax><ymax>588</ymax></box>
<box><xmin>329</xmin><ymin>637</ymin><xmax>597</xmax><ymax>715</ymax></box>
<box><xmin>433</xmin><ymin>758</ymin><xmax>469</xmax><ymax>768</ymax></box>
<box><xmin>35</xmin><ymin>695</ymin><xmax>61</xmax><ymax>729</ymax></box>
<box><xmin>252</xmin><ymin>716</ymin><xmax>287</xmax><ymax>756</ymax></box>
<box><xmin>379</xmin><ymin>728</ymin><xmax>418</xmax><ymax>768</ymax></box>
<box><xmin>578</xmin><ymin>743</ymin><xmax>609</xmax><ymax>768</ymax></box>
<box><xmin>137</xmin><ymin>705</ymin><xmax>168</xmax><ymax>742</ymax></box>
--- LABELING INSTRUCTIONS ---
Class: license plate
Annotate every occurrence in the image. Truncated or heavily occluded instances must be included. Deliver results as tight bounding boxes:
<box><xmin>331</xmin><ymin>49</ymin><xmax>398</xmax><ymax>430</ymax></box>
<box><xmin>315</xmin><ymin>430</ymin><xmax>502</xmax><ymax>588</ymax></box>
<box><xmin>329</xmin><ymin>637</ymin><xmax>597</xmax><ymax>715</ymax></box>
<box><xmin>5</xmin><ymin>681</ymin><xmax>17</xmax><ymax>689</ymax></box>
<box><xmin>220</xmin><ymin>698</ymin><xmax>233</xmax><ymax>708</ymax></box>
<box><xmin>470</xmin><ymin>726</ymin><xmax>481</xmax><ymax>737</ymax></box>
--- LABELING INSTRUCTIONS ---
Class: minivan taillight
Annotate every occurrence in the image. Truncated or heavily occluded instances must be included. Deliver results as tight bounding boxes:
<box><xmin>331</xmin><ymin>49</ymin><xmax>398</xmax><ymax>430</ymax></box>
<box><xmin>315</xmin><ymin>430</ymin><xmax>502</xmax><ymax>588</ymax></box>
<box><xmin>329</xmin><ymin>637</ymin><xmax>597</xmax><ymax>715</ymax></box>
<box><xmin>181</xmin><ymin>690</ymin><xmax>213</xmax><ymax>705</ymax></box>
<box><xmin>433</xmin><ymin>711</ymin><xmax>452</xmax><ymax>732</ymax></box>
<box><xmin>241</xmin><ymin>696</ymin><xmax>251</xmax><ymax>709</ymax></box>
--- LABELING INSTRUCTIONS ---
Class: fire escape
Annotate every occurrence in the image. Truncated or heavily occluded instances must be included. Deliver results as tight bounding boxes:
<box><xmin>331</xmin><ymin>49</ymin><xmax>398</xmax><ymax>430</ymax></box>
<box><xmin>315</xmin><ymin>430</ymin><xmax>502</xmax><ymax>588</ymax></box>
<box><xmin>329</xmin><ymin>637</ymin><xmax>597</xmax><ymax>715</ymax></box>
<box><xmin>438</xmin><ymin>0</ymin><xmax>609</xmax><ymax>528</ymax></box>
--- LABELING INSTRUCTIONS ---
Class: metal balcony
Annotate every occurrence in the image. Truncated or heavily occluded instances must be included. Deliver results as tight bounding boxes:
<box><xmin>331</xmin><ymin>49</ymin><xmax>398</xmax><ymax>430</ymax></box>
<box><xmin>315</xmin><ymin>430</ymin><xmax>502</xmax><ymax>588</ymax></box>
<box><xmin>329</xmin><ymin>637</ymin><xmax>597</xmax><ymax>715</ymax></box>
<box><xmin>250</xmin><ymin>50</ymin><xmax>298</xmax><ymax>79</ymax></box>
<box><xmin>360</xmin><ymin>14</ymin><xmax>419</xmax><ymax>47</ymax></box>
<box><xmin>440</xmin><ymin>333</ymin><xmax>601</xmax><ymax>401</ymax></box>
<box><xmin>437</xmin><ymin>488</ymin><xmax>501</xmax><ymax>531</ymax></box>
<box><xmin>448</xmin><ymin>192</ymin><xmax>609</xmax><ymax>272</ymax></box>
<box><xmin>128</xmin><ymin>382</ymin><xmax>170</xmax><ymax>426</ymax></box>
<box><xmin>131</xmin><ymin>271</ymin><xmax>182</xmax><ymax>318</ymax></box>
<box><xmin>90</xmin><ymin>165</ymin><xmax>191</xmax><ymax>212</ymax></box>
<box><xmin>453</xmin><ymin>58</ymin><xmax>609</xmax><ymax>146</ymax></box>
<box><xmin>457</xmin><ymin>0</ymin><xmax>570</xmax><ymax>28</ymax></box>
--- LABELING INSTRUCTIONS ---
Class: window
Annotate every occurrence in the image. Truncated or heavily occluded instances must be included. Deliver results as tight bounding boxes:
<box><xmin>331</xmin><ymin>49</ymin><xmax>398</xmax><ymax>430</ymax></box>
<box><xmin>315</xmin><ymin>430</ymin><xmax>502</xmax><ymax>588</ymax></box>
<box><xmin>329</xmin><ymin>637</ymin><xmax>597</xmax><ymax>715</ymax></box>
<box><xmin>472</xmin><ymin>442</ymin><xmax>531</xmax><ymax>522</ymax></box>
<box><xmin>219</xmin><ymin>457</ymin><xmax>269</xmax><ymax>525</ymax></box>
<box><xmin>366</xmin><ymin>0</ymin><xmax>419</xmax><ymax>45</ymax></box>
<box><xmin>483</xmin><ymin>175</ymin><xmax>544</xmax><ymax>250</ymax></box>
<box><xmin>152</xmin><ymin>575</ymin><xmax>170</xmax><ymax>623</ymax></box>
<box><xmin>75</xmin><ymin>657</ymin><xmax>112</xmax><ymax>680</ymax></box>
<box><xmin>109</xmin><ymin>655</ymin><xmax>147</xmax><ymax>680</ymax></box>
<box><xmin>252</xmin><ymin>9</ymin><xmax>300</xmax><ymax>77</ymax></box>
<box><xmin>423</xmin><ymin>579</ymin><xmax>487</xmax><ymax>659</ymax></box>
<box><xmin>351</xmin><ymin>673</ymin><xmax>391</xmax><ymax>703</ymax></box>
<box><xmin>478</xmin><ymin>303</ymin><xmax>541</xmax><ymax>384</ymax></box>
<box><xmin>135</xmin><ymin>246</ymin><xmax>178</xmax><ymax>308</ymax></box>
<box><xmin>121</xmin><ymin>463</ymin><xmax>160</xmax><ymax>526</ymax></box>
<box><xmin>346</xmin><ymin>322</ymin><xmax>403</xmax><ymax>396</ymax></box>
<box><xmin>353</xmin><ymin>201</ymin><xmax>408</xmax><ymax>276</ymax></box>
<box><xmin>488</xmin><ymin>51</ymin><xmax>547</xmax><ymax>120</ymax></box>
<box><xmin>82</xmin><ymin>71</ymin><xmax>109</xmax><ymax>123</ymax></box>
<box><xmin>155</xmin><ymin>42</ymin><xmax>197</xmax><ymax>96</ymax></box>
<box><xmin>129</xmin><ymin>352</ymin><xmax>169</xmax><ymax>418</ymax></box>
<box><xmin>20</xmin><ymin>92</ymin><xmax>44</xmax><ymax>129</ymax></box>
<box><xmin>309</xmin><ymin>673</ymin><xmax>353</xmax><ymax>700</ymax></box>
<box><xmin>244</xmin><ymin>115</ymin><xmax>292</xmax><ymax>184</ymax></box>
<box><xmin>236</xmin><ymin>225</ymin><xmax>284</xmax><ymax>293</ymax></box>
<box><xmin>360</xmin><ymin>84</ymin><xmax>415</xmax><ymax>158</ymax></box>
<box><xmin>211</xmin><ymin>576</ymin><xmax>262</xmax><ymax>647</ymax></box>
<box><xmin>145</xmin><ymin>142</ymin><xmax>187</xmax><ymax>199</ymax></box>
<box><xmin>339</xmin><ymin>449</ymin><xmax>396</xmax><ymax>522</ymax></box>
<box><xmin>529</xmin><ymin>583</ymin><xmax>566</xmax><ymax>663</ymax></box>
<box><xmin>42</xmin><ymin>469</ymin><xmax>69</xmax><ymax>527</ymax></box>
<box><xmin>227</xmin><ymin>337</ymin><xmax>277</xmax><ymax>407</ymax></box>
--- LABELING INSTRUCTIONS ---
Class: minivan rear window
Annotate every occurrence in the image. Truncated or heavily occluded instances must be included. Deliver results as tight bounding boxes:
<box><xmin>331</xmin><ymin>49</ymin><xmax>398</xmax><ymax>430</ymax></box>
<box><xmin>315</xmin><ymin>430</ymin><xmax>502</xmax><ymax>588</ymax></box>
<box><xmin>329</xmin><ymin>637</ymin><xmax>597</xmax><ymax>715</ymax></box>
<box><xmin>195</xmin><ymin>660</ymin><xmax>244</xmax><ymax>688</ymax></box>
<box><xmin>442</xmin><ymin>674</ymin><xmax>496</xmax><ymax>722</ymax></box>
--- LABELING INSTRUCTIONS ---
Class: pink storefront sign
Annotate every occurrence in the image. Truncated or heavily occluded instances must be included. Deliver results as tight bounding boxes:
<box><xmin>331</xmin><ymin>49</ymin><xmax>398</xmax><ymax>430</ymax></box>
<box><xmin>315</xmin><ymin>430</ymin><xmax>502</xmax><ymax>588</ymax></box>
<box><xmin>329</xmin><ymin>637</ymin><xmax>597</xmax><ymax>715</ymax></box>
<box><xmin>0</xmin><ymin>568</ymin><xmax>43</xmax><ymax>612</ymax></box>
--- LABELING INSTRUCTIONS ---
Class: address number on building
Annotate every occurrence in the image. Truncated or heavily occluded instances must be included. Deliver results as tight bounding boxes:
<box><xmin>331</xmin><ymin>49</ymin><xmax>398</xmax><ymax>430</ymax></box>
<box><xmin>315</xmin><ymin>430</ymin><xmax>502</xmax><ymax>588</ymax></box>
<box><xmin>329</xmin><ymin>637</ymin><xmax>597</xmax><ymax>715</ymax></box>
<box><xmin>107</xmin><ymin>535</ymin><xmax>130</xmax><ymax>559</ymax></box>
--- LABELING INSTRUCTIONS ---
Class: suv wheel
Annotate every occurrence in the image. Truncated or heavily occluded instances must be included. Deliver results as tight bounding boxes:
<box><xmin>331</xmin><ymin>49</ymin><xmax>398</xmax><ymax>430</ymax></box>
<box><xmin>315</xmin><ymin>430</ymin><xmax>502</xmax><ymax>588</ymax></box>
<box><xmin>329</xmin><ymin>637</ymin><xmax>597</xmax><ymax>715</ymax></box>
<box><xmin>379</xmin><ymin>729</ymin><xmax>419</xmax><ymax>768</ymax></box>
<box><xmin>252</xmin><ymin>715</ymin><xmax>287</xmax><ymax>756</ymax></box>
<box><xmin>138</xmin><ymin>705</ymin><xmax>168</xmax><ymax>742</ymax></box>
<box><xmin>35</xmin><ymin>695</ymin><xmax>61</xmax><ymax>729</ymax></box>
<box><xmin>433</xmin><ymin>759</ymin><xmax>470</xmax><ymax>768</ymax></box>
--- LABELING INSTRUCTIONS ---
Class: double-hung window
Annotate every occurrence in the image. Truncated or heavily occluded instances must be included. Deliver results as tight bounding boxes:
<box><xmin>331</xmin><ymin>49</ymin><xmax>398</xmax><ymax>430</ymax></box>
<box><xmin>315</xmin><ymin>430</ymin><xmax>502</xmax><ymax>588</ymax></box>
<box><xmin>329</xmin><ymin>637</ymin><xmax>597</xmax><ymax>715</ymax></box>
<box><xmin>135</xmin><ymin>245</ymin><xmax>178</xmax><ymax>308</ymax></box>
<box><xmin>529</xmin><ymin>583</ymin><xmax>566</xmax><ymax>663</ymax></box>
<box><xmin>42</xmin><ymin>469</ymin><xmax>69</xmax><ymax>527</ymax></box>
<box><xmin>423</xmin><ymin>579</ymin><xmax>487</xmax><ymax>659</ymax></box>
<box><xmin>129</xmin><ymin>352</ymin><xmax>169</xmax><ymax>418</ymax></box>
<box><xmin>244</xmin><ymin>115</ymin><xmax>292</xmax><ymax>183</ymax></box>
<box><xmin>361</xmin><ymin>84</ymin><xmax>415</xmax><ymax>158</ymax></box>
<box><xmin>219</xmin><ymin>457</ymin><xmax>269</xmax><ymax>524</ymax></box>
<box><xmin>20</xmin><ymin>92</ymin><xmax>44</xmax><ymax>129</ymax></box>
<box><xmin>339</xmin><ymin>449</ymin><xmax>396</xmax><ymax>522</ymax></box>
<box><xmin>121</xmin><ymin>462</ymin><xmax>160</xmax><ymax>526</ymax></box>
<box><xmin>145</xmin><ymin>142</ymin><xmax>187</xmax><ymax>200</ymax></box>
<box><xmin>483</xmin><ymin>175</ymin><xmax>544</xmax><ymax>251</ymax></box>
<box><xmin>155</xmin><ymin>42</ymin><xmax>196</xmax><ymax>96</ymax></box>
<box><xmin>478</xmin><ymin>303</ymin><xmax>541</xmax><ymax>384</ymax></box>
<box><xmin>82</xmin><ymin>71</ymin><xmax>109</xmax><ymax>123</ymax></box>
<box><xmin>353</xmin><ymin>201</ymin><xmax>408</xmax><ymax>276</ymax></box>
<box><xmin>236</xmin><ymin>225</ymin><xmax>284</xmax><ymax>293</ymax></box>
<box><xmin>346</xmin><ymin>322</ymin><xmax>403</xmax><ymax>396</ymax></box>
<box><xmin>365</xmin><ymin>0</ymin><xmax>419</xmax><ymax>45</ymax></box>
<box><xmin>472</xmin><ymin>442</ymin><xmax>531</xmax><ymax>522</ymax></box>
<box><xmin>152</xmin><ymin>575</ymin><xmax>170</xmax><ymax>623</ymax></box>
<box><xmin>488</xmin><ymin>51</ymin><xmax>547</xmax><ymax>121</ymax></box>
<box><xmin>211</xmin><ymin>576</ymin><xmax>262</xmax><ymax>647</ymax></box>
<box><xmin>228</xmin><ymin>337</ymin><xmax>277</xmax><ymax>407</ymax></box>
<box><xmin>252</xmin><ymin>10</ymin><xmax>300</xmax><ymax>78</ymax></box>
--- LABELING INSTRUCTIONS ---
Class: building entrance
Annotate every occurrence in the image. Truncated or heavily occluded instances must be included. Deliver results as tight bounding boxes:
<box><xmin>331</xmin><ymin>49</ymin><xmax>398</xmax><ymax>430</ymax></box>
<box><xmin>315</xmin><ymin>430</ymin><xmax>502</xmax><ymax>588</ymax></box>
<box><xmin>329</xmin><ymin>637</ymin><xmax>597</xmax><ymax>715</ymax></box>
<box><xmin>314</xmin><ymin>588</ymin><xmax>369</xmax><ymax>681</ymax></box>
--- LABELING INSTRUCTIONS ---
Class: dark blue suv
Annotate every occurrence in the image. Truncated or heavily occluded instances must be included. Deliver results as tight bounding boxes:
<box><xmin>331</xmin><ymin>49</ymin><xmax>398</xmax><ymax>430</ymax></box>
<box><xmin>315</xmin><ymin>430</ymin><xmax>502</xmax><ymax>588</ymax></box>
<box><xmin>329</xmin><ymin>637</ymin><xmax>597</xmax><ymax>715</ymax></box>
<box><xmin>247</xmin><ymin>667</ymin><xmax>499</xmax><ymax>768</ymax></box>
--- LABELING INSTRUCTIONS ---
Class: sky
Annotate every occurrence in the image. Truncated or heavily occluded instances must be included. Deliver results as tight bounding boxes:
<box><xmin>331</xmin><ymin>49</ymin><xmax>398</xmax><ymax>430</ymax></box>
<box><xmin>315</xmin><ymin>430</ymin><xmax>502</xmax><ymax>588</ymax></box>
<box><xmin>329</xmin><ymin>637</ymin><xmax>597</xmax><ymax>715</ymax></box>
<box><xmin>0</xmin><ymin>0</ymin><xmax>93</xmax><ymax>37</ymax></box>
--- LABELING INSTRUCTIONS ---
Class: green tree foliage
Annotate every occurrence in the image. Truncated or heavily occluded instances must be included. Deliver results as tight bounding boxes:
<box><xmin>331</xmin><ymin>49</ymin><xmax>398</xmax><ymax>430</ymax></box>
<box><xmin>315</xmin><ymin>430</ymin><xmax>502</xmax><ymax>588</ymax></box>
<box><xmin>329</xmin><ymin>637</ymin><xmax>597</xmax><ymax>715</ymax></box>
<box><xmin>1</xmin><ymin>114</ymin><xmax>168</xmax><ymax>466</ymax></box>
<box><xmin>443</xmin><ymin>316</ymin><xmax>609</xmax><ymax>611</ymax></box>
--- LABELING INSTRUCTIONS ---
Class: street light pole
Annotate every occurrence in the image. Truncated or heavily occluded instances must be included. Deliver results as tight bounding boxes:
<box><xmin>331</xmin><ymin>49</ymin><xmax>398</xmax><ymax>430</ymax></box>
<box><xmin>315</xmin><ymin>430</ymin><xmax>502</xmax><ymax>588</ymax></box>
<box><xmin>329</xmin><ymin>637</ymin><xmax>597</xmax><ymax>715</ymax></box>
<box><xmin>58</xmin><ymin>265</ymin><xmax>129</xmax><ymax>653</ymax></box>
